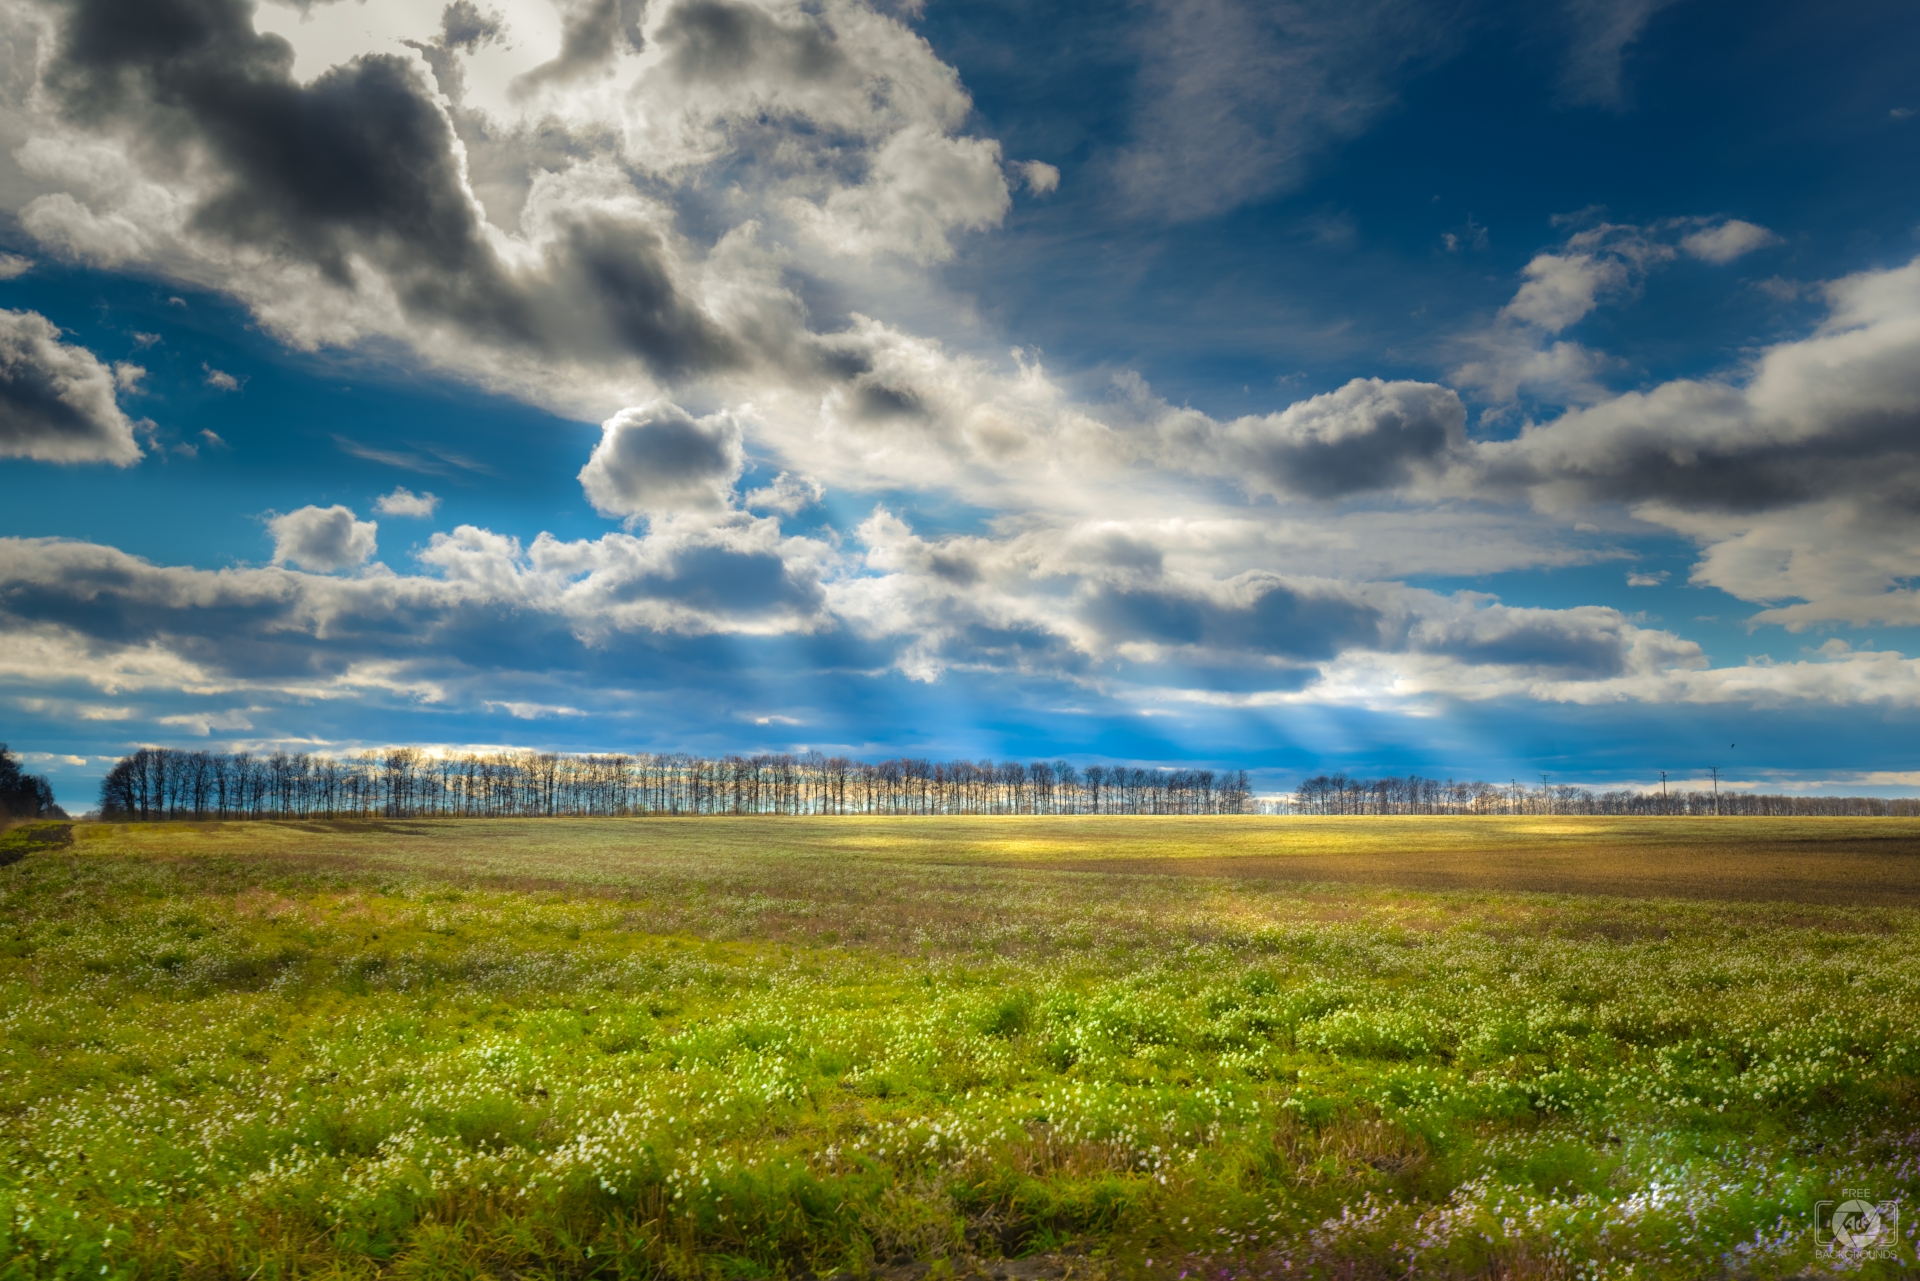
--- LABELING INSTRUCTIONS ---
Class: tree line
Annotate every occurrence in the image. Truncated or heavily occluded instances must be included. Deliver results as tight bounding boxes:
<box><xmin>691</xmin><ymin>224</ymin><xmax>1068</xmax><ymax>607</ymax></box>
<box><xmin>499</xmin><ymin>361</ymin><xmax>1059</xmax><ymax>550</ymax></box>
<box><xmin>0</xmin><ymin>745</ymin><xmax>64</xmax><ymax>821</ymax></box>
<box><xmin>96</xmin><ymin>747</ymin><xmax>1255</xmax><ymax>821</ymax></box>
<box><xmin>1282</xmin><ymin>772</ymin><xmax>1920</xmax><ymax>817</ymax></box>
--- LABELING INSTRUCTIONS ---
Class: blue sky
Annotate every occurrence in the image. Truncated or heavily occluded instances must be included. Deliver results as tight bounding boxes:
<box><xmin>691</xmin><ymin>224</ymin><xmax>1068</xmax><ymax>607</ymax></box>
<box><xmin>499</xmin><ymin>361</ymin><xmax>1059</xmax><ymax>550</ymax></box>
<box><xmin>3</xmin><ymin>0</ymin><xmax>1920</xmax><ymax>807</ymax></box>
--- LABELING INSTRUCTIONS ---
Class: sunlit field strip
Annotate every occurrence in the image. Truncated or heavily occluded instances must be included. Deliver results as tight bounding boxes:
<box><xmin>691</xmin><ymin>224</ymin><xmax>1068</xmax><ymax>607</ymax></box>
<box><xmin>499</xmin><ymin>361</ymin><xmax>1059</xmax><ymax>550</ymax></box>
<box><xmin>0</xmin><ymin>817</ymin><xmax>1916</xmax><ymax>1278</ymax></box>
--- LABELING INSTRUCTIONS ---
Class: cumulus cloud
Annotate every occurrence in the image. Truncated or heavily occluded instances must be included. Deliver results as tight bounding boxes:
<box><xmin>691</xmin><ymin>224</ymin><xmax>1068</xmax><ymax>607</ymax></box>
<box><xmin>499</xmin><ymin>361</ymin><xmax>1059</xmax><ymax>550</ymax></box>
<box><xmin>0</xmin><ymin>308</ymin><xmax>142</xmax><ymax>465</ymax></box>
<box><xmin>578</xmin><ymin>401</ymin><xmax>746</xmax><ymax>520</ymax></box>
<box><xmin>375</xmin><ymin>487</ymin><xmax>442</xmax><ymax>518</ymax></box>
<box><xmin>745</xmin><ymin>471</ymin><xmax>823</xmax><ymax>514</ymax></box>
<box><xmin>1680</xmin><ymin>219</ymin><xmax>1780</xmax><ymax>264</ymax></box>
<box><xmin>795</xmin><ymin>127</ymin><xmax>1010</xmax><ymax>262</ymax></box>
<box><xmin>0</xmin><ymin>0</ymin><xmax>1020</xmax><ymax>426</ymax></box>
<box><xmin>268</xmin><ymin>506</ymin><xmax>379</xmax><ymax>572</ymax></box>
<box><xmin>1016</xmin><ymin>160</ymin><xmax>1060</xmax><ymax>196</ymax></box>
<box><xmin>834</xmin><ymin>506</ymin><xmax>1684</xmax><ymax>689</ymax></box>
<box><xmin>1452</xmin><ymin>218</ymin><xmax>1775</xmax><ymax>410</ymax></box>
<box><xmin>1436</xmin><ymin>252</ymin><xmax>1920</xmax><ymax>629</ymax></box>
<box><xmin>0</xmin><ymin>514</ymin><xmax>835</xmax><ymax>710</ymax></box>
<box><xmin>1214</xmin><ymin>378</ymin><xmax>1468</xmax><ymax>499</ymax></box>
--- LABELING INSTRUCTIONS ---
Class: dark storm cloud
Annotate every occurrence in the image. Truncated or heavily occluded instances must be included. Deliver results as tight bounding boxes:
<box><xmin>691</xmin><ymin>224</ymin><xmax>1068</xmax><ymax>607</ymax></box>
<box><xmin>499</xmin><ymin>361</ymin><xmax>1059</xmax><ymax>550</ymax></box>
<box><xmin>0</xmin><ymin>309</ymin><xmax>141</xmax><ymax>465</ymax></box>
<box><xmin>43</xmin><ymin>0</ymin><xmax>740</xmax><ymax>381</ymax></box>
<box><xmin>441</xmin><ymin>2</ymin><xmax>506</xmax><ymax>52</ymax></box>
<box><xmin>1081</xmin><ymin>577</ymin><xmax>1383</xmax><ymax>660</ymax></box>
<box><xmin>513</xmin><ymin>0</ymin><xmax>647</xmax><ymax>93</ymax></box>
<box><xmin>656</xmin><ymin>0</ymin><xmax>848</xmax><ymax>87</ymax></box>
<box><xmin>1213</xmin><ymin>378</ymin><xmax>1467</xmax><ymax>499</ymax></box>
<box><xmin>1411</xmin><ymin>606</ymin><xmax>1635</xmax><ymax>678</ymax></box>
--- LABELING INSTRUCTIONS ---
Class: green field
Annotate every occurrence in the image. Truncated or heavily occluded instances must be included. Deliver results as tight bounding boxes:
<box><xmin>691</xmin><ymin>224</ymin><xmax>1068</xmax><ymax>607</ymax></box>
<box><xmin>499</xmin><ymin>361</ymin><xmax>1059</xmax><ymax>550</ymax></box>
<box><xmin>1</xmin><ymin>816</ymin><xmax>1918</xmax><ymax>1279</ymax></box>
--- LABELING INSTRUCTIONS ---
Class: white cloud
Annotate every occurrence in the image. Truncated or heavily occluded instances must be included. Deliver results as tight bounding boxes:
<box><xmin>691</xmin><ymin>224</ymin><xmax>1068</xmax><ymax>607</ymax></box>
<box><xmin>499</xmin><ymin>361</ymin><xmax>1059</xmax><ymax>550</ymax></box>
<box><xmin>794</xmin><ymin>127</ymin><xmax>1010</xmax><ymax>263</ymax></box>
<box><xmin>1017</xmin><ymin>160</ymin><xmax>1060</xmax><ymax>196</ymax></box>
<box><xmin>578</xmin><ymin>401</ymin><xmax>746</xmax><ymax>521</ymax></box>
<box><xmin>1450</xmin><ymin>218</ymin><xmax>1761</xmax><ymax>410</ymax></box>
<box><xmin>1680</xmin><ymin>219</ymin><xmax>1780</xmax><ymax>264</ymax></box>
<box><xmin>0</xmin><ymin>0</ymin><xmax>1014</xmax><ymax>422</ymax></box>
<box><xmin>268</xmin><ymin>506</ymin><xmax>379</xmax><ymax>572</ymax></box>
<box><xmin>1625</xmin><ymin>570</ymin><xmax>1668</xmax><ymax>586</ymax></box>
<box><xmin>375</xmin><ymin>487</ymin><xmax>442</xmax><ymax>518</ymax></box>
<box><xmin>744</xmin><ymin>471</ymin><xmax>823</xmax><ymax>515</ymax></box>
<box><xmin>203</xmin><ymin>366</ymin><xmax>241</xmax><ymax>392</ymax></box>
<box><xmin>0</xmin><ymin>309</ymin><xmax>143</xmax><ymax>465</ymax></box>
<box><xmin>1442</xmin><ymin>251</ymin><xmax>1920</xmax><ymax>631</ymax></box>
<box><xmin>0</xmin><ymin>254</ymin><xmax>32</xmax><ymax>280</ymax></box>
<box><xmin>484</xmin><ymin>701</ymin><xmax>586</xmax><ymax>719</ymax></box>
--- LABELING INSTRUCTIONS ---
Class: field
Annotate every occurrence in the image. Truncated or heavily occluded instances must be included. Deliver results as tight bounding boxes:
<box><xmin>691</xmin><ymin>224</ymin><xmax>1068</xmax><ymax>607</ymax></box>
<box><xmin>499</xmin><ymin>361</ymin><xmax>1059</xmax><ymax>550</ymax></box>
<box><xmin>1</xmin><ymin>816</ymin><xmax>1918</xmax><ymax>1279</ymax></box>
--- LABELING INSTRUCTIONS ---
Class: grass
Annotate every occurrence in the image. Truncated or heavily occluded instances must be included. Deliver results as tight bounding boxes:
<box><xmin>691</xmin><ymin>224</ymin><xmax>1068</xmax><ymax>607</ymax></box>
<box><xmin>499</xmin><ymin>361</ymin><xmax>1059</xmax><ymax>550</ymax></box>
<box><xmin>0</xmin><ymin>816</ymin><xmax>1917</xmax><ymax>1278</ymax></box>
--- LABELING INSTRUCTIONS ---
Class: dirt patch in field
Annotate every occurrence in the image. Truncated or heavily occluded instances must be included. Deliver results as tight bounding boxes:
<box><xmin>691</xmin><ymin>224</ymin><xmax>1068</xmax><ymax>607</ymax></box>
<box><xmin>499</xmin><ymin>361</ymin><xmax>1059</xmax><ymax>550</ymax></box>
<box><xmin>1022</xmin><ymin>839</ymin><xmax>1920</xmax><ymax>907</ymax></box>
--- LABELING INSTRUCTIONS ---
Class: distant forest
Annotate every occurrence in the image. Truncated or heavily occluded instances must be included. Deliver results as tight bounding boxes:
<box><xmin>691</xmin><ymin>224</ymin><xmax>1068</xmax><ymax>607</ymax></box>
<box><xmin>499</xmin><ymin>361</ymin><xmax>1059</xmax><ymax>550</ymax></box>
<box><xmin>1284</xmin><ymin>773</ymin><xmax>1920</xmax><ymax>817</ymax></box>
<box><xmin>83</xmin><ymin>748</ymin><xmax>1920</xmax><ymax>821</ymax></box>
<box><xmin>97</xmin><ymin>747</ymin><xmax>1254</xmax><ymax>820</ymax></box>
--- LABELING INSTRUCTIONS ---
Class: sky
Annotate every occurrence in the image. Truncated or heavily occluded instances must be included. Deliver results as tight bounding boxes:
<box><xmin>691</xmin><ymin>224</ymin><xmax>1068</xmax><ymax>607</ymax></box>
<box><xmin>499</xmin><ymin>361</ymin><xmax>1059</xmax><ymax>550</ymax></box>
<box><xmin>3</xmin><ymin>0</ymin><xmax>1920</xmax><ymax>807</ymax></box>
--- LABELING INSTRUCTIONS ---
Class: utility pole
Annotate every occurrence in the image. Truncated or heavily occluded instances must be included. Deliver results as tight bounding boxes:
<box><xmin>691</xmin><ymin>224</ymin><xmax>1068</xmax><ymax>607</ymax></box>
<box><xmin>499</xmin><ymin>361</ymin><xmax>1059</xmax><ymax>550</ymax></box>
<box><xmin>1660</xmin><ymin>770</ymin><xmax>1667</xmax><ymax>813</ymax></box>
<box><xmin>1708</xmin><ymin>766</ymin><xmax>1719</xmax><ymax>816</ymax></box>
<box><xmin>1540</xmin><ymin>772</ymin><xmax>1551</xmax><ymax>816</ymax></box>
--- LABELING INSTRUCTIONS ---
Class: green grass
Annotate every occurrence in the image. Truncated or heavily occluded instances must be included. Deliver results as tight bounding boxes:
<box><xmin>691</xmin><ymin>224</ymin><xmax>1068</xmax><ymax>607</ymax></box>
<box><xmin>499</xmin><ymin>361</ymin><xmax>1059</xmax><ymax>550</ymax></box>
<box><xmin>1</xmin><ymin>816</ymin><xmax>1917</xmax><ymax>1278</ymax></box>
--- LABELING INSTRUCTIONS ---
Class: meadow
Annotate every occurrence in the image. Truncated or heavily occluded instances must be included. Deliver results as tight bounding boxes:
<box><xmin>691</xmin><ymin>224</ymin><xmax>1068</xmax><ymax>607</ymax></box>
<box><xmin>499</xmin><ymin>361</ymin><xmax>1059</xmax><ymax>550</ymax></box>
<box><xmin>0</xmin><ymin>815</ymin><xmax>1917</xmax><ymax>1279</ymax></box>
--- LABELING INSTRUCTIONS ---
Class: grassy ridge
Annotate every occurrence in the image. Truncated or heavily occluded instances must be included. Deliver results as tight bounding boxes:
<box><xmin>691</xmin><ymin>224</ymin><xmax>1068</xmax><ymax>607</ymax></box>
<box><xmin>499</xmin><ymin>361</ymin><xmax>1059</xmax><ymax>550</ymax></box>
<box><xmin>0</xmin><ymin>818</ymin><xmax>1917</xmax><ymax>1278</ymax></box>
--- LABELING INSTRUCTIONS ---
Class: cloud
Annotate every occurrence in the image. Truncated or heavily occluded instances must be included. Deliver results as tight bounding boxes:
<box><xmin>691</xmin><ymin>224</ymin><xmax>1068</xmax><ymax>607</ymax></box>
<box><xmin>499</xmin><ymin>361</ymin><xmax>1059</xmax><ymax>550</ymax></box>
<box><xmin>794</xmin><ymin>126</ymin><xmax>1010</xmax><ymax>262</ymax></box>
<box><xmin>834</xmin><ymin>506</ymin><xmax>1679</xmax><ymax>688</ymax></box>
<box><xmin>268</xmin><ymin>506</ymin><xmax>379</xmax><ymax>572</ymax></box>
<box><xmin>744</xmin><ymin>471</ymin><xmax>823</xmax><ymax>515</ymax></box>
<box><xmin>203</xmin><ymin>366</ymin><xmax>241</xmax><ymax>391</ymax></box>
<box><xmin>1554</xmin><ymin>0</ymin><xmax>1679</xmax><ymax>109</ymax></box>
<box><xmin>1214</xmin><ymin>378</ymin><xmax>1468</xmax><ymax>499</ymax></box>
<box><xmin>1110</xmin><ymin>0</ymin><xmax>1447</xmax><ymax>222</ymax></box>
<box><xmin>1500</xmin><ymin>223</ymin><xmax>1676</xmax><ymax>331</ymax></box>
<box><xmin>1680</xmin><ymin>219</ymin><xmax>1780</xmax><ymax>264</ymax></box>
<box><xmin>4</xmin><ymin>0</ymin><xmax>1012</xmax><ymax>422</ymax></box>
<box><xmin>1452</xmin><ymin>218</ymin><xmax>1772</xmax><ymax>410</ymax></box>
<box><xmin>443</xmin><ymin>2</ymin><xmax>508</xmax><ymax>53</ymax></box>
<box><xmin>578</xmin><ymin>401</ymin><xmax>746</xmax><ymax>521</ymax></box>
<box><xmin>375</xmin><ymin>487</ymin><xmax>442</xmax><ymax>518</ymax></box>
<box><xmin>0</xmin><ymin>308</ymin><xmax>143</xmax><ymax>465</ymax></box>
<box><xmin>1017</xmin><ymin>160</ymin><xmax>1060</xmax><ymax>196</ymax></box>
<box><xmin>511</xmin><ymin>0</ymin><xmax>639</xmax><ymax>94</ymax></box>
<box><xmin>1625</xmin><ymin>570</ymin><xmax>1668</xmax><ymax>586</ymax></box>
<box><xmin>336</xmin><ymin>435</ymin><xmax>497</xmax><ymax>478</ymax></box>
<box><xmin>0</xmin><ymin>254</ymin><xmax>32</xmax><ymax>280</ymax></box>
<box><xmin>1440</xmin><ymin>251</ymin><xmax>1920</xmax><ymax>629</ymax></box>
